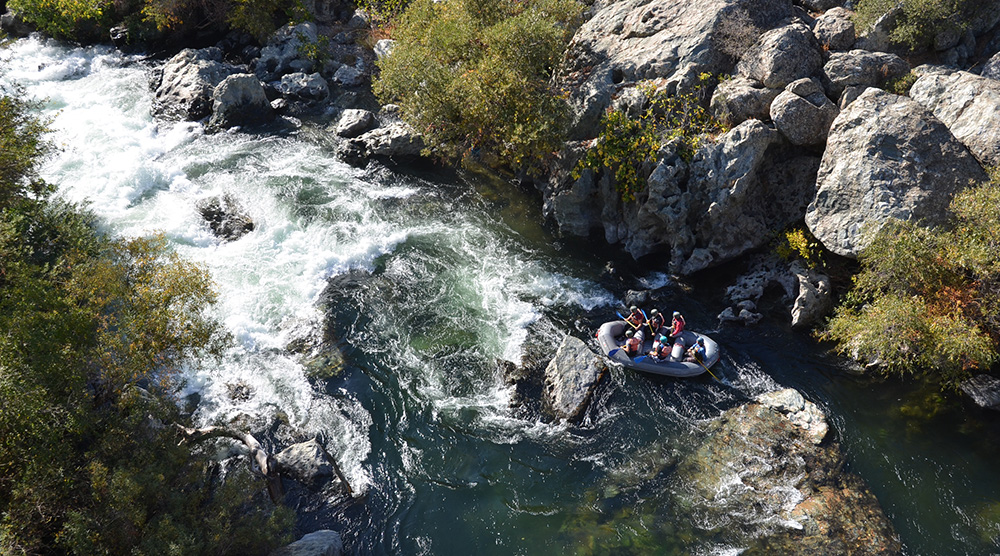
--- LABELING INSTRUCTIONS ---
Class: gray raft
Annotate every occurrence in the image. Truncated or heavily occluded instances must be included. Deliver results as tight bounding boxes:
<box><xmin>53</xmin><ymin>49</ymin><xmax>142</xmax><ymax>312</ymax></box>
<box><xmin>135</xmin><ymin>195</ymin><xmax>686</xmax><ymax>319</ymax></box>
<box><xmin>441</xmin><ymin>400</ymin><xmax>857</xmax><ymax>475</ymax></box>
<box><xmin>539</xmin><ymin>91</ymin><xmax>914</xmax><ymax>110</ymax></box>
<box><xmin>597</xmin><ymin>320</ymin><xmax>720</xmax><ymax>377</ymax></box>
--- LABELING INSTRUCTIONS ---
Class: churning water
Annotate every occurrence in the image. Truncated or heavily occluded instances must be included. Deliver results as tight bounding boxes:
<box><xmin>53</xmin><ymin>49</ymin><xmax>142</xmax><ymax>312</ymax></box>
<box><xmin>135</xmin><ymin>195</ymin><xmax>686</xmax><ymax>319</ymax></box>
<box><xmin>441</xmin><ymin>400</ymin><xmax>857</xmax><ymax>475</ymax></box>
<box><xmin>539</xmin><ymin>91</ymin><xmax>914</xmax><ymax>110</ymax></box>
<box><xmin>5</xmin><ymin>35</ymin><xmax>1000</xmax><ymax>555</ymax></box>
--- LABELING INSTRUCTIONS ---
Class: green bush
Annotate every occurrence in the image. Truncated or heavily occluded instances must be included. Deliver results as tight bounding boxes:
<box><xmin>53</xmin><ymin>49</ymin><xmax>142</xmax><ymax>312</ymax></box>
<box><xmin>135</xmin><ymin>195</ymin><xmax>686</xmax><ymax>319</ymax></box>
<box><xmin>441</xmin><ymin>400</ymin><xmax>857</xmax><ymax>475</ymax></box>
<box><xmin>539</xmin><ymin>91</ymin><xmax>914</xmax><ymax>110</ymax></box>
<box><xmin>823</xmin><ymin>179</ymin><xmax>1000</xmax><ymax>386</ymax></box>
<box><xmin>775</xmin><ymin>226</ymin><xmax>825</xmax><ymax>269</ymax></box>
<box><xmin>853</xmin><ymin>0</ymin><xmax>978</xmax><ymax>50</ymax></box>
<box><xmin>374</xmin><ymin>0</ymin><xmax>583</xmax><ymax>170</ymax></box>
<box><xmin>575</xmin><ymin>75</ymin><xmax>728</xmax><ymax>203</ymax></box>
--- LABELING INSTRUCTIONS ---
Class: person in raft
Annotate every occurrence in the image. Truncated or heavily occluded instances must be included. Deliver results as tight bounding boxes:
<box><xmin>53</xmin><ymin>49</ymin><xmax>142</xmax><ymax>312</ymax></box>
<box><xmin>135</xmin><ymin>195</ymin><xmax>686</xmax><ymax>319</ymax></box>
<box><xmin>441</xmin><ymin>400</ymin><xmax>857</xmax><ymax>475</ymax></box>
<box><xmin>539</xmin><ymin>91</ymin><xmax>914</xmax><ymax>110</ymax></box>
<box><xmin>685</xmin><ymin>337</ymin><xmax>706</xmax><ymax>363</ymax></box>
<box><xmin>622</xmin><ymin>330</ymin><xmax>641</xmax><ymax>357</ymax></box>
<box><xmin>625</xmin><ymin>305</ymin><xmax>645</xmax><ymax>329</ymax></box>
<box><xmin>649</xmin><ymin>335</ymin><xmax>670</xmax><ymax>360</ymax></box>
<box><xmin>668</xmin><ymin>311</ymin><xmax>685</xmax><ymax>340</ymax></box>
<box><xmin>647</xmin><ymin>308</ymin><xmax>666</xmax><ymax>337</ymax></box>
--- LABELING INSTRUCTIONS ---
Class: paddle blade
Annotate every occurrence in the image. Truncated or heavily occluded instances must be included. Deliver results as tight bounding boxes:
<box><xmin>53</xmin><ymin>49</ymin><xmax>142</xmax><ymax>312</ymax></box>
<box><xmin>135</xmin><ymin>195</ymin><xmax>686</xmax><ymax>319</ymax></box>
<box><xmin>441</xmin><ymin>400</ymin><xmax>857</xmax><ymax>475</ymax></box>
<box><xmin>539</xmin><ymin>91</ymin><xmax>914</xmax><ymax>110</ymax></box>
<box><xmin>635</xmin><ymin>356</ymin><xmax>646</xmax><ymax>363</ymax></box>
<box><xmin>608</xmin><ymin>348</ymin><xmax>620</xmax><ymax>357</ymax></box>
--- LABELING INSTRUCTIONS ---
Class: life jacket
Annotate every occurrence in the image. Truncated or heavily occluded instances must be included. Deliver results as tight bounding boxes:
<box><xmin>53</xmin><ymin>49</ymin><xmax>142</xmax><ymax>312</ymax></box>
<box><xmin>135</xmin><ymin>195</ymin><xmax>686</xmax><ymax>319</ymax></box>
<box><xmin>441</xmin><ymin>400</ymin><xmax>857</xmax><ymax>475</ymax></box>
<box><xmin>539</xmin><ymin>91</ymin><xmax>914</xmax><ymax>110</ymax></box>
<box><xmin>657</xmin><ymin>343</ymin><xmax>671</xmax><ymax>360</ymax></box>
<box><xmin>687</xmin><ymin>344</ymin><xmax>705</xmax><ymax>362</ymax></box>
<box><xmin>626</xmin><ymin>310</ymin><xmax>645</xmax><ymax>328</ymax></box>
<box><xmin>670</xmin><ymin>316</ymin><xmax>685</xmax><ymax>336</ymax></box>
<box><xmin>649</xmin><ymin>314</ymin><xmax>665</xmax><ymax>333</ymax></box>
<box><xmin>625</xmin><ymin>336</ymin><xmax>641</xmax><ymax>356</ymax></box>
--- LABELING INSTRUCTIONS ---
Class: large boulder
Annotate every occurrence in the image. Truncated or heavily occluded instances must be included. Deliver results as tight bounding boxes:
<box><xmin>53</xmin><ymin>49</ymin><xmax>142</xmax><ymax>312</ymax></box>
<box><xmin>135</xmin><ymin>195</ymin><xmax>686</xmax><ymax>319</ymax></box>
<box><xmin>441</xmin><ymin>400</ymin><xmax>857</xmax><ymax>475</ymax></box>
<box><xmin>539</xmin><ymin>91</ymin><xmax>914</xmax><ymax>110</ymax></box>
<box><xmin>982</xmin><ymin>51</ymin><xmax>1000</xmax><ymax>81</ymax></box>
<box><xmin>770</xmin><ymin>77</ymin><xmax>839</xmax><ymax>146</ymax></box>
<box><xmin>681</xmin><ymin>120</ymin><xmax>819</xmax><ymax>273</ymax></box>
<box><xmin>811</xmin><ymin>7</ymin><xmax>855</xmax><ymax>51</ymax></box>
<box><xmin>805</xmin><ymin>88</ymin><xmax>987</xmax><ymax>257</ymax></box>
<box><xmin>542</xmin><ymin>336</ymin><xmax>606</xmax><ymax>422</ymax></box>
<box><xmin>152</xmin><ymin>48</ymin><xmax>239</xmax><ymax>121</ymax></box>
<box><xmin>821</xmin><ymin>50</ymin><xmax>909</xmax><ymax>99</ymax></box>
<box><xmin>334</xmin><ymin>108</ymin><xmax>374</xmax><ymax>138</ymax></box>
<box><xmin>555</xmin><ymin>0</ymin><xmax>794</xmax><ymax>138</ymax></box>
<box><xmin>208</xmin><ymin>74</ymin><xmax>274</xmax><ymax>130</ymax></box>
<box><xmin>276</xmin><ymin>72</ymin><xmax>330</xmax><ymax>102</ymax></box>
<box><xmin>710</xmin><ymin>76</ymin><xmax>781</xmax><ymax>125</ymax></box>
<box><xmin>909</xmin><ymin>69</ymin><xmax>1000</xmax><ymax>168</ymax></box>
<box><xmin>256</xmin><ymin>22</ymin><xmax>320</xmax><ymax>81</ymax></box>
<box><xmin>676</xmin><ymin>390</ymin><xmax>901</xmax><ymax>554</ymax></box>
<box><xmin>275</xmin><ymin>438</ymin><xmax>341</xmax><ymax>490</ymax></box>
<box><xmin>737</xmin><ymin>21</ymin><xmax>824</xmax><ymax>89</ymax></box>
<box><xmin>269</xmin><ymin>530</ymin><xmax>344</xmax><ymax>556</ymax></box>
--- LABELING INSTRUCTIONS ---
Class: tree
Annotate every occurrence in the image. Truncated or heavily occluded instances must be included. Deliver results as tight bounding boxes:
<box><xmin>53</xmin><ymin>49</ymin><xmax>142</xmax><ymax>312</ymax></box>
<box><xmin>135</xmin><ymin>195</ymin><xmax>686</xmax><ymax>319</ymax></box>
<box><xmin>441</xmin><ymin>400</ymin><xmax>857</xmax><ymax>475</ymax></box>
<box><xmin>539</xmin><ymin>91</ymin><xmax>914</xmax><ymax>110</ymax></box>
<box><xmin>373</xmin><ymin>0</ymin><xmax>583</xmax><ymax>170</ymax></box>
<box><xmin>823</xmin><ymin>179</ymin><xmax>1000</xmax><ymax>386</ymax></box>
<box><xmin>0</xmin><ymin>90</ymin><xmax>293</xmax><ymax>554</ymax></box>
<box><xmin>853</xmin><ymin>0</ymin><xmax>981</xmax><ymax>50</ymax></box>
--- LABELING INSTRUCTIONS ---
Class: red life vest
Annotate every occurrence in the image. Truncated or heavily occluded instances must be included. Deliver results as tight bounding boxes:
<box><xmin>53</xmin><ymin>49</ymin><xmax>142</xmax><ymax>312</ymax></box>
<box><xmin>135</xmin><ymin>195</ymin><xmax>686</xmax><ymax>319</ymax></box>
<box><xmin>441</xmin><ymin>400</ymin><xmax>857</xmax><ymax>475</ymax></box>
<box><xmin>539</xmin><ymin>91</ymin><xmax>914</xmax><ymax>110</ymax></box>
<box><xmin>670</xmin><ymin>316</ymin><xmax>685</xmax><ymax>336</ymax></box>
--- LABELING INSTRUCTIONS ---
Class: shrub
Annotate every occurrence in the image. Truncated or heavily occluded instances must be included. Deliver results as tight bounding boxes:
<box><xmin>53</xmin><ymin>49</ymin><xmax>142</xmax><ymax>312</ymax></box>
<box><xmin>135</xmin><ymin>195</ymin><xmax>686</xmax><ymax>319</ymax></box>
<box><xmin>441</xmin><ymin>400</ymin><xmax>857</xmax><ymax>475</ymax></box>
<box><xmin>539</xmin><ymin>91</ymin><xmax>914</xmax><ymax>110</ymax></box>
<box><xmin>575</xmin><ymin>75</ymin><xmax>728</xmax><ymax>203</ymax></box>
<box><xmin>775</xmin><ymin>226</ymin><xmax>825</xmax><ymax>269</ymax></box>
<box><xmin>853</xmin><ymin>0</ymin><xmax>978</xmax><ymax>50</ymax></box>
<box><xmin>374</xmin><ymin>0</ymin><xmax>583</xmax><ymax>170</ymax></box>
<box><xmin>6</xmin><ymin>0</ymin><xmax>117</xmax><ymax>40</ymax></box>
<box><xmin>823</xmin><ymin>179</ymin><xmax>1000</xmax><ymax>386</ymax></box>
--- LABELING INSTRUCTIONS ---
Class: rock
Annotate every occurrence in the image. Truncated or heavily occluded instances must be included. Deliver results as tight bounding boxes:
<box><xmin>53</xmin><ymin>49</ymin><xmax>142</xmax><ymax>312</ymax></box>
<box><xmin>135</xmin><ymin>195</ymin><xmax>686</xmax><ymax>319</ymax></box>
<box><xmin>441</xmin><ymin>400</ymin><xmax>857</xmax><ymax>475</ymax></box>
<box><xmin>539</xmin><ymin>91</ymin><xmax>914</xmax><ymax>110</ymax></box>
<box><xmin>725</xmin><ymin>254</ymin><xmax>798</xmax><ymax>304</ymax></box>
<box><xmin>758</xmin><ymin>388</ymin><xmax>828</xmax><ymax>444</ymax></box>
<box><xmin>346</xmin><ymin>122</ymin><xmax>424</xmax><ymax>162</ymax></box>
<box><xmin>675</xmin><ymin>393</ymin><xmax>900</xmax><ymax>554</ymax></box>
<box><xmin>821</xmin><ymin>50</ymin><xmax>909</xmax><ymax>99</ymax></box>
<box><xmin>909</xmin><ymin>69</ymin><xmax>1000</xmax><ymax>167</ymax></box>
<box><xmin>196</xmin><ymin>195</ymin><xmax>255</xmax><ymax>241</ymax></box>
<box><xmin>334</xmin><ymin>108</ymin><xmax>374</xmax><ymax>138</ymax></box>
<box><xmin>960</xmin><ymin>374</ymin><xmax>1000</xmax><ymax>410</ymax></box>
<box><xmin>277</xmin><ymin>72</ymin><xmax>330</xmax><ymax>101</ymax></box>
<box><xmin>556</xmin><ymin>0</ymin><xmax>794</xmax><ymax>138</ymax></box>
<box><xmin>269</xmin><ymin>530</ymin><xmax>344</xmax><ymax>556</ymax></box>
<box><xmin>256</xmin><ymin>22</ymin><xmax>320</xmax><ymax>81</ymax></box>
<box><xmin>682</xmin><ymin>120</ymin><xmax>819</xmax><ymax>274</ymax></box>
<box><xmin>152</xmin><ymin>48</ymin><xmax>239</xmax><ymax>121</ymax></box>
<box><xmin>710</xmin><ymin>76</ymin><xmax>782</xmax><ymax>125</ymax></box>
<box><xmin>333</xmin><ymin>65</ymin><xmax>363</xmax><ymax>87</ymax></box>
<box><xmin>208</xmin><ymin>74</ymin><xmax>274</xmax><ymax>130</ymax></box>
<box><xmin>796</xmin><ymin>0</ymin><xmax>843</xmax><ymax>10</ymax></box>
<box><xmin>737</xmin><ymin>21</ymin><xmax>824</xmax><ymax>89</ymax></box>
<box><xmin>805</xmin><ymin>88</ymin><xmax>986</xmax><ymax>257</ymax></box>
<box><xmin>770</xmin><ymin>77</ymin><xmax>839</xmax><ymax>146</ymax></box>
<box><xmin>374</xmin><ymin>39</ymin><xmax>396</xmax><ymax>60</ymax></box>
<box><xmin>542</xmin><ymin>335</ymin><xmax>606</xmax><ymax>422</ymax></box>
<box><xmin>982</xmin><ymin>52</ymin><xmax>1000</xmax><ymax>81</ymax></box>
<box><xmin>853</xmin><ymin>4</ymin><xmax>902</xmax><ymax>52</ymax></box>
<box><xmin>812</xmin><ymin>7</ymin><xmax>855</xmax><ymax>51</ymax></box>
<box><xmin>1</xmin><ymin>10</ymin><xmax>33</xmax><ymax>36</ymax></box>
<box><xmin>790</xmin><ymin>261</ymin><xmax>832</xmax><ymax>327</ymax></box>
<box><xmin>275</xmin><ymin>438</ymin><xmax>339</xmax><ymax>489</ymax></box>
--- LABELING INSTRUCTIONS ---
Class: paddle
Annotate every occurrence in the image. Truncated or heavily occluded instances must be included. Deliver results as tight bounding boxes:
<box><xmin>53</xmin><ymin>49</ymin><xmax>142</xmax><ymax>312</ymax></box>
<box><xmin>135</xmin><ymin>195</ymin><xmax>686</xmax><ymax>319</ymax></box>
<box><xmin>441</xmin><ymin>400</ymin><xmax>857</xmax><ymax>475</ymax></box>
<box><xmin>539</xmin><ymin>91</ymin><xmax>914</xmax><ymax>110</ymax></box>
<box><xmin>617</xmin><ymin>311</ymin><xmax>638</xmax><ymax>329</ymax></box>
<box><xmin>608</xmin><ymin>348</ymin><xmax>620</xmax><ymax>357</ymax></box>
<box><xmin>691</xmin><ymin>351</ymin><xmax>721</xmax><ymax>382</ymax></box>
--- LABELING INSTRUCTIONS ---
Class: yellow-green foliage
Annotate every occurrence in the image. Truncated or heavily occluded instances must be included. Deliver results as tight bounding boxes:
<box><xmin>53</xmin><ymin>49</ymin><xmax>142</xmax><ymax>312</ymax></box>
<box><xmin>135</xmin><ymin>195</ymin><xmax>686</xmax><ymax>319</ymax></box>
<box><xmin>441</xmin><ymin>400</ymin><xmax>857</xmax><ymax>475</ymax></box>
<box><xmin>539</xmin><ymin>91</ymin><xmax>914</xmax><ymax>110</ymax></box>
<box><xmin>374</xmin><ymin>0</ymin><xmax>583</xmax><ymax>170</ymax></box>
<box><xmin>576</xmin><ymin>75</ymin><xmax>728</xmax><ymax>203</ymax></box>
<box><xmin>0</xmin><ymin>91</ymin><xmax>292</xmax><ymax>554</ymax></box>
<box><xmin>355</xmin><ymin>0</ymin><xmax>410</xmax><ymax>29</ymax></box>
<box><xmin>886</xmin><ymin>71</ymin><xmax>919</xmax><ymax>95</ymax></box>
<box><xmin>853</xmin><ymin>0</ymin><xmax>977</xmax><ymax>50</ymax></box>
<box><xmin>7</xmin><ymin>0</ymin><xmax>116</xmax><ymax>40</ymax></box>
<box><xmin>824</xmin><ymin>179</ymin><xmax>1000</xmax><ymax>386</ymax></box>
<box><xmin>775</xmin><ymin>226</ymin><xmax>825</xmax><ymax>269</ymax></box>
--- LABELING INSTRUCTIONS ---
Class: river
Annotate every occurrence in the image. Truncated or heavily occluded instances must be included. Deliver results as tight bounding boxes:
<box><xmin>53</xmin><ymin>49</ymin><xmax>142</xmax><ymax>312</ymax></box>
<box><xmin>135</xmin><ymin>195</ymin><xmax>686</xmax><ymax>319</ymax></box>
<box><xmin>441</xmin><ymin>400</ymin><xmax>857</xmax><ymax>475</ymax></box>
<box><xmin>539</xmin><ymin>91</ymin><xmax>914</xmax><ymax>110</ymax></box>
<box><xmin>3</xmin><ymin>36</ymin><xmax>999</xmax><ymax>555</ymax></box>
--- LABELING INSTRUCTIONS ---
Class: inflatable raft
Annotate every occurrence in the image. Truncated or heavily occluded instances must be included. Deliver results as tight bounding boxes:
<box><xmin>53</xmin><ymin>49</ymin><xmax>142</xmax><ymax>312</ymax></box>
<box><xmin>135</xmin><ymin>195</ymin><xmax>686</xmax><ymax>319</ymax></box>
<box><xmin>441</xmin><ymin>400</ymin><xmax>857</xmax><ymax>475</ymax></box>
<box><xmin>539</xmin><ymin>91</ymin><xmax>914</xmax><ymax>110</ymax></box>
<box><xmin>596</xmin><ymin>320</ymin><xmax>720</xmax><ymax>377</ymax></box>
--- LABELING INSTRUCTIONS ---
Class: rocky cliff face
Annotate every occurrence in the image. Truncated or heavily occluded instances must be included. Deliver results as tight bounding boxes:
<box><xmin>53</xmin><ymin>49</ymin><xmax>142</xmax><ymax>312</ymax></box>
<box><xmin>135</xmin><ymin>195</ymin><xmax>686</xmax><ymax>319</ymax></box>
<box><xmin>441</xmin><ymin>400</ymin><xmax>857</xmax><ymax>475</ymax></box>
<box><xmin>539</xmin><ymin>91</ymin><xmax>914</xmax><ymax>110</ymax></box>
<box><xmin>540</xmin><ymin>0</ymin><xmax>1000</xmax><ymax>275</ymax></box>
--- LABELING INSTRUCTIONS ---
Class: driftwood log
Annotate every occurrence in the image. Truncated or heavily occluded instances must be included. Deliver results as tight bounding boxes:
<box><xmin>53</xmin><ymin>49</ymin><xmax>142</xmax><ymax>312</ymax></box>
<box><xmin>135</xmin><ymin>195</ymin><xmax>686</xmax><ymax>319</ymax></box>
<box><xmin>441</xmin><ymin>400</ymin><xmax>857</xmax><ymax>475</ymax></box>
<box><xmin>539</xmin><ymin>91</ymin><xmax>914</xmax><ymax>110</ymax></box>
<box><xmin>175</xmin><ymin>425</ymin><xmax>285</xmax><ymax>503</ymax></box>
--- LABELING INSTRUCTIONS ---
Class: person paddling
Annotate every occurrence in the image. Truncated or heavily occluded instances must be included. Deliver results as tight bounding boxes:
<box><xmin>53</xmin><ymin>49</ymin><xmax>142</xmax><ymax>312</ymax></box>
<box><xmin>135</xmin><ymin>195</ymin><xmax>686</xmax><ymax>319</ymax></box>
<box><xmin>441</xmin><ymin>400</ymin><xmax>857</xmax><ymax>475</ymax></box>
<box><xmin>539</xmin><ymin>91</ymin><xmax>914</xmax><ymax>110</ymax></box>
<box><xmin>668</xmin><ymin>311</ymin><xmax>685</xmax><ymax>340</ymax></box>
<box><xmin>685</xmin><ymin>337</ymin><xmax>706</xmax><ymax>363</ymax></box>
<box><xmin>622</xmin><ymin>330</ymin><xmax>641</xmax><ymax>357</ymax></box>
<box><xmin>625</xmin><ymin>305</ymin><xmax>645</xmax><ymax>329</ymax></box>
<box><xmin>647</xmin><ymin>308</ymin><xmax>666</xmax><ymax>336</ymax></box>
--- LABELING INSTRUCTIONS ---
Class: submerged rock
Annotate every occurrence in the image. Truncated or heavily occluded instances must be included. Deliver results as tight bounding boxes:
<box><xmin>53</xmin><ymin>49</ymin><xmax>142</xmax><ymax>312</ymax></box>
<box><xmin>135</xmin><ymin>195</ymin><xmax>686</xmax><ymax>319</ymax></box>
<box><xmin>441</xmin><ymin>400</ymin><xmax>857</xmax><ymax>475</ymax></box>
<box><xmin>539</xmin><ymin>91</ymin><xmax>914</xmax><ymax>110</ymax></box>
<box><xmin>676</xmin><ymin>389</ymin><xmax>900</xmax><ymax>554</ymax></box>
<box><xmin>960</xmin><ymin>375</ymin><xmax>1000</xmax><ymax>411</ymax></box>
<box><xmin>196</xmin><ymin>194</ymin><xmax>255</xmax><ymax>241</ymax></box>
<box><xmin>542</xmin><ymin>335</ymin><xmax>606</xmax><ymax>423</ymax></box>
